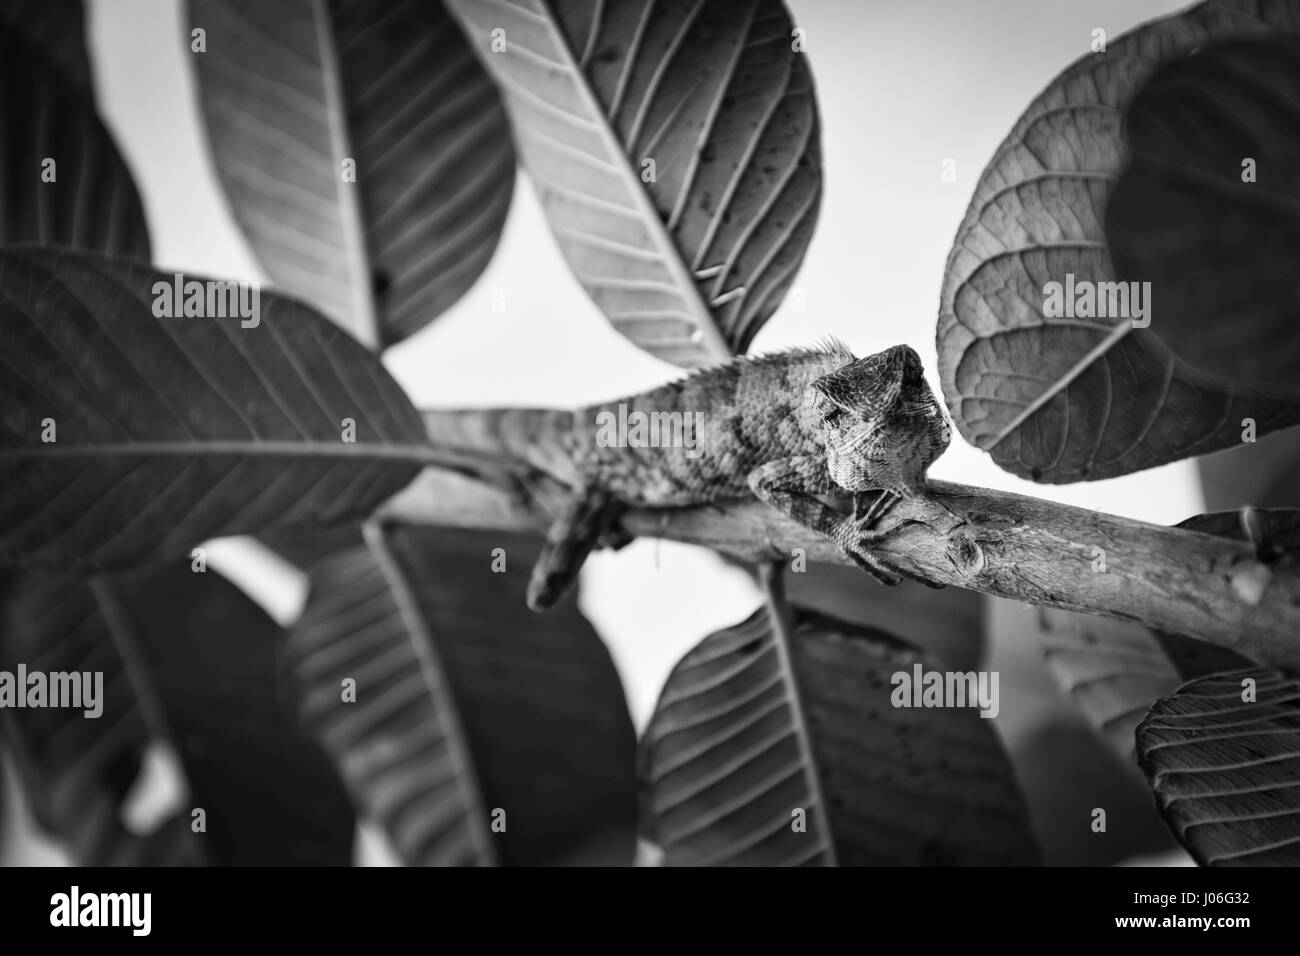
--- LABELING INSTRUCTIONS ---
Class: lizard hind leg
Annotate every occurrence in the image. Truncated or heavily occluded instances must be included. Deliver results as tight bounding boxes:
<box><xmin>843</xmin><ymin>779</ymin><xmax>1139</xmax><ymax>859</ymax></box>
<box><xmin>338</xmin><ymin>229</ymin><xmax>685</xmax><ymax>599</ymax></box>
<box><xmin>527</xmin><ymin>487</ymin><xmax>624</xmax><ymax>612</ymax></box>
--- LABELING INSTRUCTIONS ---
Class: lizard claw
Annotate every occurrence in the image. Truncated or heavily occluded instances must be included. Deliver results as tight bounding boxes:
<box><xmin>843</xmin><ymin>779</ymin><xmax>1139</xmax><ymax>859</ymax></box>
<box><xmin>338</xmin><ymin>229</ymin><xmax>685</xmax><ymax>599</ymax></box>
<box><xmin>841</xmin><ymin>543</ymin><xmax>904</xmax><ymax>586</ymax></box>
<box><xmin>834</xmin><ymin>491</ymin><xmax>945</xmax><ymax>589</ymax></box>
<box><xmin>840</xmin><ymin>539</ymin><xmax>944</xmax><ymax>589</ymax></box>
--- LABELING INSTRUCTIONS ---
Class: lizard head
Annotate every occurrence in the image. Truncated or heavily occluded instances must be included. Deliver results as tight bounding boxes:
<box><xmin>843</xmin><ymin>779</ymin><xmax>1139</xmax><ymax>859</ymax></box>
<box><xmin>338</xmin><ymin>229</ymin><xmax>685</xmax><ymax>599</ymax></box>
<box><xmin>809</xmin><ymin>344</ymin><xmax>951</xmax><ymax>497</ymax></box>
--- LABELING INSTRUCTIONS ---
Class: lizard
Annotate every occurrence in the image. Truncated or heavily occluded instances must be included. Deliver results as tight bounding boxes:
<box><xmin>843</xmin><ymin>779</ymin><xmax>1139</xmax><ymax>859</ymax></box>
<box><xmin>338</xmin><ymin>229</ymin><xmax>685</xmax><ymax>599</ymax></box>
<box><xmin>423</xmin><ymin>340</ymin><xmax>953</xmax><ymax>611</ymax></box>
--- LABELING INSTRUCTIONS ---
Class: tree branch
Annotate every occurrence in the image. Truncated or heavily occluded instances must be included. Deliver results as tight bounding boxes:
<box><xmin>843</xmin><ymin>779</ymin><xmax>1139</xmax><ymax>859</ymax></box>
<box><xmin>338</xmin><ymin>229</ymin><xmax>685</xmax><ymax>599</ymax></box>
<box><xmin>378</xmin><ymin>421</ymin><xmax>1300</xmax><ymax>666</ymax></box>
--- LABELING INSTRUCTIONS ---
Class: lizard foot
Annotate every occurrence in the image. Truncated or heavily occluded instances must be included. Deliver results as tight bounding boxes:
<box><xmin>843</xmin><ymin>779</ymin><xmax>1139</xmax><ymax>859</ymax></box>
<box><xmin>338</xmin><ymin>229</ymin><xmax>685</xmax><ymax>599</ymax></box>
<box><xmin>835</xmin><ymin>491</ymin><xmax>944</xmax><ymax>589</ymax></box>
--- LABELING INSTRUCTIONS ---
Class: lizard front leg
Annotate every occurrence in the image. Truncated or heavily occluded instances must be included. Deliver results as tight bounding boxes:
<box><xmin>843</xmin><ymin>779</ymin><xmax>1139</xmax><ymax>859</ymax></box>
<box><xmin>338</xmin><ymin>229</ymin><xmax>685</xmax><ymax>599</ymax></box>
<box><xmin>747</xmin><ymin>457</ymin><xmax>924</xmax><ymax>587</ymax></box>
<box><xmin>526</xmin><ymin>485</ymin><xmax>623</xmax><ymax>612</ymax></box>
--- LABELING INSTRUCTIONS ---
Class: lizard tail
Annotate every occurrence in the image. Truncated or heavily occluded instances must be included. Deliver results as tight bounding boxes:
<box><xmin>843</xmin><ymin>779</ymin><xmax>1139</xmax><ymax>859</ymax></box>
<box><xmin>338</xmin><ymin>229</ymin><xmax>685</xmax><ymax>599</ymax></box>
<box><xmin>421</xmin><ymin>407</ymin><xmax>581</xmax><ymax>486</ymax></box>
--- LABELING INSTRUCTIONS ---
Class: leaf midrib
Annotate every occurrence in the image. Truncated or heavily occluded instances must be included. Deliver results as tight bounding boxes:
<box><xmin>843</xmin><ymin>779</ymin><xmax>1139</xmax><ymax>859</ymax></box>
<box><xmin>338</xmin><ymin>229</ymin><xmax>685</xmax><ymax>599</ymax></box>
<box><xmin>0</xmin><ymin>440</ymin><xmax>445</xmax><ymax>464</ymax></box>
<box><xmin>310</xmin><ymin>0</ymin><xmax>380</xmax><ymax>349</ymax></box>
<box><xmin>760</xmin><ymin>573</ymin><xmax>838</xmax><ymax>866</ymax></box>
<box><xmin>363</xmin><ymin>523</ymin><xmax>498</xmax><ymax>866</ymax></box>
<box><xmin>530</xmin><ymin>0</ymin><xmax>733</xmax><ymax>363</ymax></box>
<box><xmin>981</xmin><ymin>319</ymin><xmax>1135</xmax><ymax>450</ymax></box>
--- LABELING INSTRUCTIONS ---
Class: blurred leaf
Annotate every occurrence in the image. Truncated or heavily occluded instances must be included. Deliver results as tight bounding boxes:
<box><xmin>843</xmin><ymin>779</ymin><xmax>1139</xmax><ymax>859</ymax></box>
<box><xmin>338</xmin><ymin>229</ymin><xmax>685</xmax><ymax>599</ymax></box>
<box><xmin>187</xmin><ymin>0</ymin><xmax>515</xmax><ymax>348</ymax></box>
<box><xmin>0</xmin><ymin>0</ymin><xmax>92</xmax><ymax>96</ymax></box>
<box><xmin>283</xmin><ymin>525</ymin><xmax>637</xmax><ymax>866</ymax></box>
<box><xmin>1013</xmin><ymin>718</ymin><xmax>1182</xmax><ymax>865</ymax></box>
<box><xmin>1175</xmin><ymin>506</ymin><xmax>1300</xmax><ymax>553</ymax></box>
<box><xmin>0</xmin><ymin>26</ymin><xmax>149</xmax><ymax>257</ymax></box>
<box><xmin>937</xmin><ymin>0</ymin><xmax>1300</xmax><ymax>483</ymax></box>
<box><xmin>0</xmin><ymin>563</ymin><xmax>354</xmax><ymax>864</ymax></box>
<box><xmin>1137</xmin><ymin>666</ymin><xmax>1300</xmax><ymax>865</ymax></box>
<box><xmin>1039</xmin><ymin>609</ymin><xmax>1183</xmax><ymax>761</ymax></box>
<box><xmin>259</xmin><ymin>521</ymin><xmax>366</xmax><ymax>570</ymax></box>
<box><xmin>0</xmin><ymin>567</ymin><xmax>192</xmax><ymax>865</ymax></box>
<box><xmin>1038</xmin><ymin>606</ymin><xmax>1252</xmax><ymax>764</ymax></box>
<box><xmin>444</xmin><ymin>0</ymin><xmax>821</xmax><ymax>367</ymax></box>
<box><xmin>1108</xmin><ymin>37</ymin><xmax>1300</xmax><ymax>393</ymax></box>
<box><xmin>0</xmin><ymin>246</ymin><xmax>430</xmax><ymax>571</ymax></box>
<box><xmin>640</xmin><ymin>602</ymin><xmax>1038</xmax><ymax>865</ymax></box>
<box><xmin>1151</xmin><ymin>629</ymin><xmax>1259</xmax><ymax>679</ymax></box>
<box><xmin>784</xmin><ymin>562</ymin><xmax>985</xmax><ymax>671</ymax></box>
<box><xmin>1199</xmin><ymin>426</ymin><xmax>1300</xmax><ymax>511</ymax></box>
<box><xmin>1173</xmin><ymin>507</ymin><xmax>1300</xmax><ymax>609</ymax></box>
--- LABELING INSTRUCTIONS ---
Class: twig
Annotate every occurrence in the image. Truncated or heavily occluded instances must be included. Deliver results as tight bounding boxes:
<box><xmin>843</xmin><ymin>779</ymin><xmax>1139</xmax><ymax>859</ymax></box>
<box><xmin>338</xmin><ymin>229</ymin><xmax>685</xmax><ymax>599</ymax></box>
<box><xmin>377</xmin><ymin>419</ymin><xmax>1300</xmax><ymax>666</ymax></box>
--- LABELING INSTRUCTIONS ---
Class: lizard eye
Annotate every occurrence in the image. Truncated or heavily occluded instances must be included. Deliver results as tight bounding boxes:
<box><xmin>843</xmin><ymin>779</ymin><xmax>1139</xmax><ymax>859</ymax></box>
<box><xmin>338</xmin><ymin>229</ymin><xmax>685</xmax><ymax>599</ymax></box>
<box><xmin>821</xmin><ymin>407</ymin><xmax>843</xmax><ymax>427</ymax></box>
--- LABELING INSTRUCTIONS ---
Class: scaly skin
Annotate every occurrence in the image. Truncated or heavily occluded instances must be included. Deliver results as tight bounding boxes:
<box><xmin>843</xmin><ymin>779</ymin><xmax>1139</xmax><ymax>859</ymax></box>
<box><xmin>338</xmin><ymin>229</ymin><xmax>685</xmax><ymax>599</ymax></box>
<box><xmin>423</xmin><ymin>341</ymin><xmax>952</xmax><ymax>611</ymax></box>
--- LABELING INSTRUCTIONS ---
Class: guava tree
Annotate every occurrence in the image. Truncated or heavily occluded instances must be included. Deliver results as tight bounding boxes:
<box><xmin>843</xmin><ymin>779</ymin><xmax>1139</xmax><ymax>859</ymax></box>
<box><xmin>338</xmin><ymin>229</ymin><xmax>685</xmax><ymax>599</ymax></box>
<box><xmin>1</xmin><ymin>0</ymin><xmax>1298</xmax><ymax>866</ymax></box>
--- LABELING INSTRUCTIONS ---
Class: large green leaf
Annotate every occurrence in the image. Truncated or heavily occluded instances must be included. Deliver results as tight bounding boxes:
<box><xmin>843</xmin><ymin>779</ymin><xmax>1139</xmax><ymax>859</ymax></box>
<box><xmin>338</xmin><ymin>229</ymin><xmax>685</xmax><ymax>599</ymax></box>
<box><xmin>640</xmin><ymin>603</ymin><xmax>1038</xmax><ymax>865</ymax></box>
<box><xmin>1107</xmin><ymin>37</ymin><xmax>1300</xmax><ymax>393</ymax></box>
<box><xmin>187</xmin><ymin>0</ymin><xmax>515</xmax><ymax>348</ymax></box>
<box><xmin>0</xmin><ymin>26</ymin><xmax>149</xmax><ymax>257</ymax></box>
<box><xmin>0</xmin><ymin>563</ymin><xmax>354</xmax><ymax>864</ymax></box>
<box><xmin>1138</xmin><ymin>666</ymin><xmax>1300</xmax><ymax>865</ymax></box>
<box><xmin>0</xmin><ymin>246</ymin><xmax>431</xmax><ymax>570</ymax></box>
<box><xmin>937</xmin><ymin>0</ymin><xmax>1300</xmax><ymax>483</ymax></box>
<box><xmin>444</xmin><ymin>0</ymin><xmax>821</xmax><ymax>366</ymax></box>
<box><xmin>283</xmin><ymin>525</ymin><xmax>637</xmax><ymax>866</ymax></box>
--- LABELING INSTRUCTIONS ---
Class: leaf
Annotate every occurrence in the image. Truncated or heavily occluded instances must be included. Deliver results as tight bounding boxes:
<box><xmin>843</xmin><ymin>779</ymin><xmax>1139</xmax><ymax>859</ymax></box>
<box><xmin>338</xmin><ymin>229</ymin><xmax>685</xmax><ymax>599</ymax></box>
<box><xmin>0</xmin><ymin>246</ymin><xmax>431</xmax><ymax>571</ymax></box>
<box><xmin>1107</xmin><ymin>37</ymin><xmax>1300</xmax><ymax>393</ymax></box>
<box><xmin>1137</xmin><ymin>666</ymin><xmax>1300</xmax><ymax>865</ymax></box>
<box><xmin>937</xmin><ymin>0</ymin><xmax>1300</xmax><ymax>483</ymax></box>
<box><xmin>639</xmin><ymin>603</ymin><xmax>1038</xmax><ymax>865</ymax></box>
<box><xmin>187</xmin><ymin>0</ymin><xmax>516</xmax><ymax>348</ymax></box>
<box><xmin>0</xmin><ymin>572</ymin><xmax>196</xmax><ymax>864</ymax></box>
<box><xmin>1038</xmin><ymin>606</ymin><xmax>1251</xmax><ymax>763</ymax></box>
<box><xmin>0</xmin><ymin>0</ymin><xmax>93</xmax><ymax>96</ymax></box>
<box><xmin>259</xmin><ymin>520</ymin><xmax>366</xmax><ymax>569</ymax></box>
<box><xmin>784</xmin><ymin>563</ymin><xmax>986</xmax><ymax>671</ymax></box>
<box><xmin>1199</xmin><ymin>423</ymin><xmax>1300</xmax><ymax>512</ymax></box>
<box><xmin>1039</xmin><ymin>609</ymin><xmax>1183</xmax><ymax>760</ymax></box>
<box><xmin>0</xmin><ymin>563</ymin><xmax>354</xmax><ymax>864</ymax></box>
<box><xmin>0</xmin><ymin>26</ymin><xmax>150</xmax><ymax>257</ymax></box>
<box><xmin>1175</xmin><ymin>506</ymin><xmax>1300</xmax><ymax>553</ymax></box>
<box><xmin>444</xmin><ymin>0</ymin><xmax>821</xmax><ymax>367</ymax></box>
<box><xmin>282</xmin><ymin>525</ymin><xmax>637</xmax><ymax>866</ymax></box>
<box><xmin>1177</xmin><ymin>506</ymin><xmax>1300</xmax><ymax>605</ymax></box>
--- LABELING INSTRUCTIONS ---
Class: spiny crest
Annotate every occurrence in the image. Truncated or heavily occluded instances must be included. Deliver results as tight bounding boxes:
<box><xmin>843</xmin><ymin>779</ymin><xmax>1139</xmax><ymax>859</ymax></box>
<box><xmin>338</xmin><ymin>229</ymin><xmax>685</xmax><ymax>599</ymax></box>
<box><xmin>725</xmin><ymin>336</ymin><xmax>855</xmax><ymax>371</ymax></box>
<box><xmin>661</xmin><ymin>337</ymin><xmax>856</xmax><ymax>388</ymax></box>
